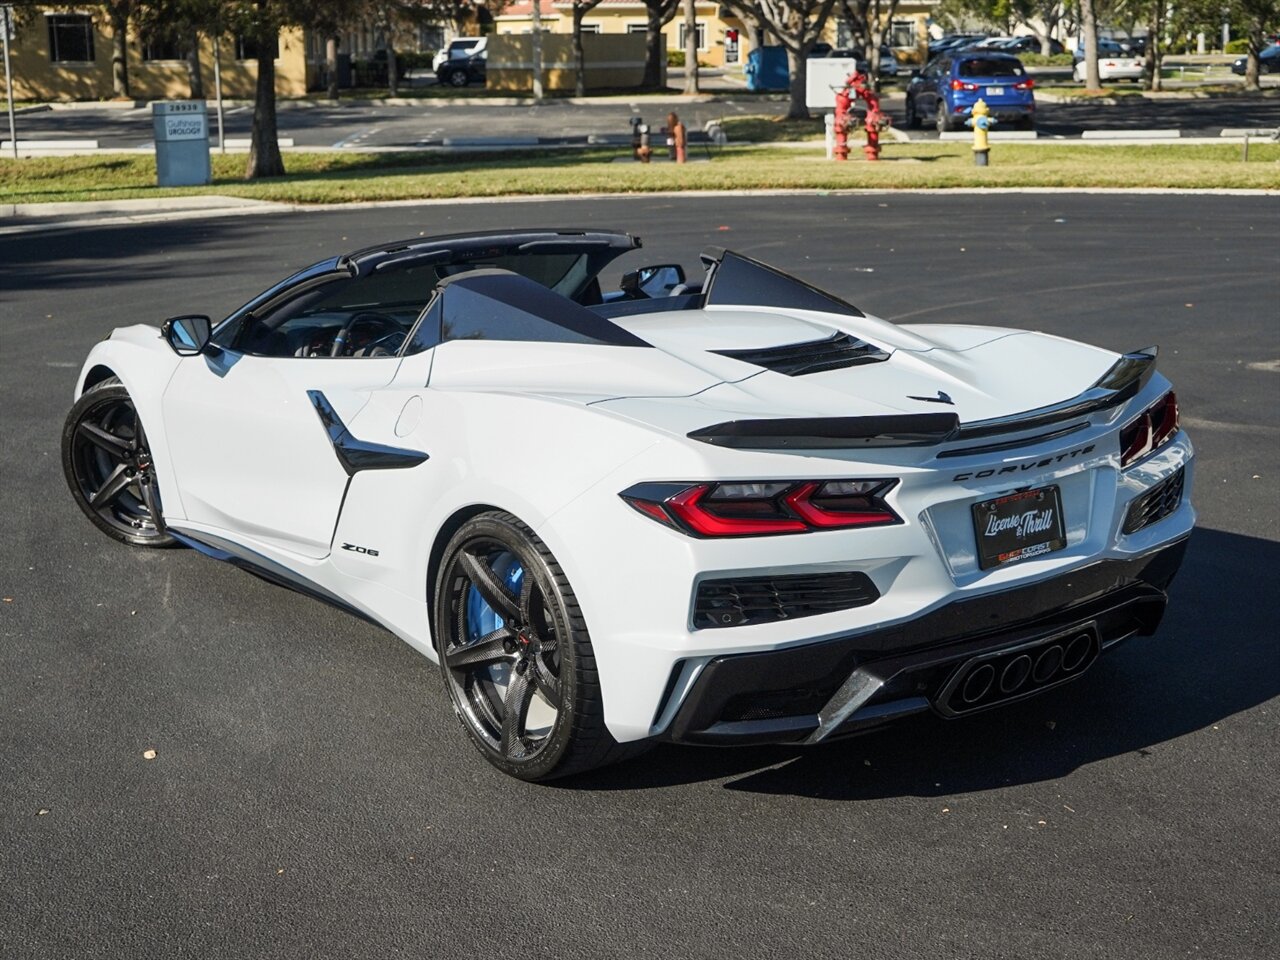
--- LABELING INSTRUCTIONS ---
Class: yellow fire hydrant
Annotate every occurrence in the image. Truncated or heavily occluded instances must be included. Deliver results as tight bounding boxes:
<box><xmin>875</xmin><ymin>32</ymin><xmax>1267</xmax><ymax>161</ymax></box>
<box><xmin>966</xmin><ymin>99</ymin><xmax>996</xmax><ymax>167</ymax></box>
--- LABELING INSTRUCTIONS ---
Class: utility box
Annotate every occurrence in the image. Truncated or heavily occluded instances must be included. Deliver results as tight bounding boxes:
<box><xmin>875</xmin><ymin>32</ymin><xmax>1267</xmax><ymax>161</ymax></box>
<box><xmin>153</xmin><ymin>100</ymin><xmax>211</xmax><ymax>187</ymax></box>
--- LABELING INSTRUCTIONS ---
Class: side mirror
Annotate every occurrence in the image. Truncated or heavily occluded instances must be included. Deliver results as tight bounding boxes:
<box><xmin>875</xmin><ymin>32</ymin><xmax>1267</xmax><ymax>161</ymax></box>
<box><xmin>162</xmin><ymin>314</ymin><xmax>212</xmax><ymax>356</ymax></box>
<box><xmin>622</xmin><ymin>264</ymin><xmax>686</xmax><ymax>299</ymax></box>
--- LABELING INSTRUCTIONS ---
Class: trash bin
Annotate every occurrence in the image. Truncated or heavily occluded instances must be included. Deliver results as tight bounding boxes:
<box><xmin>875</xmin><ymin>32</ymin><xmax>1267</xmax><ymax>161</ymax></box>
<box><xmin>153</xmin><ymin>100</ymin><xmax>211</xmax><ymax>187</ymax></box>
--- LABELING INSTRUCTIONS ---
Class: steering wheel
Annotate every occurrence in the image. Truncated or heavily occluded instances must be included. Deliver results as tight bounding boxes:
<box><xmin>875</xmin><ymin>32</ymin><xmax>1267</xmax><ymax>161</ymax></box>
<box><xmin>330</xmin><ymin>312</ymin><xmax>402</xmax><ymax>357</ymax></box>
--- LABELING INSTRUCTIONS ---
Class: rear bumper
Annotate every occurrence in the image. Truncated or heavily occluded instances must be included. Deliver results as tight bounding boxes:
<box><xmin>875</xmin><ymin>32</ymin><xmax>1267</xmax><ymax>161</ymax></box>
<box><xmin>663</xmin><ymin>536</ymin><xmax>1188</xmax><ymax>746</ymax></box>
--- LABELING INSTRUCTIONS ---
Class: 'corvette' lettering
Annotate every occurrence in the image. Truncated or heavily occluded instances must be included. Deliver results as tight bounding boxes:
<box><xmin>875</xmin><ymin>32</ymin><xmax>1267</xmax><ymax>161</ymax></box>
<box><xmin>953</xmin><ymin>444</ymin><xmax>1095</xmax><ymax>482</ymax></box>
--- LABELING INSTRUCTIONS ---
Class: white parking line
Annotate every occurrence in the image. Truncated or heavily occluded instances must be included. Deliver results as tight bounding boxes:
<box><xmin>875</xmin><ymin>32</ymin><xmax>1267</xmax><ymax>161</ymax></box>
<box><xmin>332</xmin><ymin>126</ymin><xmax>380</xmax><ymax>148</ymax></box>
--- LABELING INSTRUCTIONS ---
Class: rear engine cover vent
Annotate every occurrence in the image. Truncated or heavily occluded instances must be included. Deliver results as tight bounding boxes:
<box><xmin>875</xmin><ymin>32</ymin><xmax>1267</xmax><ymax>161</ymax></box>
<box><xmin>713</xmin><ymin>332</ymin><xmax>889</xmax><ymax>377</ymax></box>
<box><xmin>694</xmin><ymin>570</ymin><xmax>880</xmax><ymax>629</ymax></box>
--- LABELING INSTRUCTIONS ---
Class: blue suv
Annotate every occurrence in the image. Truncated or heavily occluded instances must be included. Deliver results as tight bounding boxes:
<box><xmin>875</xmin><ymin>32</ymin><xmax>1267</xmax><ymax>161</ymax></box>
<box><xmin>906</xmin><ymin>52</ymin><xmax>1036</xmax><ymax>132</ymax></box>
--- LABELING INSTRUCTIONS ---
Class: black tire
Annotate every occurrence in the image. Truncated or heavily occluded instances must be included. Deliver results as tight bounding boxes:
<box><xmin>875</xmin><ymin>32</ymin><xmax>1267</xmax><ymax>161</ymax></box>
<box><xmin>904</xmin><ymin>96</ymin><xmax>921</xmax><ymax>129</ymax></box>
<box><xmin>936</xmin><ymin>106</ymin><xmax>954</xmax><ymax>133</ymax></box>
<box><xmin>434</xmin><ymin>511</ymin><xmax>647</xmax><ymax>781</ymax></box>
<box><xmin>445</xmin><ymin>68</ymin><xmax>469</xmax><ymax>88</ymax></box>
<box><xmin>62</xmin><ymin>377</ymin><xmax>174</xmax><ymax>547</ymax></box>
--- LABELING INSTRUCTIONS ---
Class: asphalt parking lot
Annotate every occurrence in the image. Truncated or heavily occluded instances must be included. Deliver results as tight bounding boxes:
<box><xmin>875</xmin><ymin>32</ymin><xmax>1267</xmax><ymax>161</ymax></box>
<box><xmin>13</xmin><ymin>93</ymin><xmax>1280</xmax><ymax>148</ymax></box>
<box><xmin>2</xmin><ymin>194</ymin><xmax>1278</xmax><ymax>959</ymax></box>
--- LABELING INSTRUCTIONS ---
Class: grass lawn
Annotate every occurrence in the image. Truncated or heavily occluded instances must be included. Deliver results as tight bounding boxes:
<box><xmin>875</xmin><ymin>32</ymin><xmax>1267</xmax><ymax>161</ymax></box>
<box><xmin>1</xmin><ymin>143</ymin><xmax>1277</xmax><ymax>206</ymax></box>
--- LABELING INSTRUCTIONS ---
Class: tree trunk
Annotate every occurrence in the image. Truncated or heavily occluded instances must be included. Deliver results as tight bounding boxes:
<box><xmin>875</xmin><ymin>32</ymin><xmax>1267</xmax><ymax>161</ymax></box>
<box><xmin>1080</xmin><ymin>0</ymin><xmax>1101</xmax><ymax>91</ymax></box>
<box><xmin>682</xmin><ymin>0</ymin><xmax>699</xmax><ymax>94</ymax></box>
<box><xmin>1142</xmin><ymin>6</ymin><xmax>1162</xmax><ymax>92</ymax></box>
<box><xmin>387</xmin><ymin>45</ymin><xmax>399</xmax><ymax>96</ymax></box>
<box><xmin>531</xmin><ymin>0</ymin><xmax>544</xmax><ymax>100</ymax></box>
<box><xmin>1038</xmin><ymin>31</ymin><xmax>1052</xmax><ymax>56</ymax></box>
<box><xmin>785</xmin><ymin>46</ymin><xmax>808</xmax><ymax>120</ymax></box>
<box><xmin>186</xmin><ymin>29</ymin><xmax>204</xmax><ymax>99</ymax></box>
<box><xmin>326</xmin><ymin>36</ymin><xmax>339</xmax><ymax>99</ymax></box>
<box><xmin>643</xmin><ymin>8</ymin><xmax>665</xmax><ymax>90</ymax></box>
<box><xmin>573</xmin><ymin>9</ymin><xmax>587</xmax><ymax>97</ymax></box>
<box><xmin>110</xmin><ymin>7</ymin><xmax>130</xmax><ymax>99</ymax></box>
<box><xmin>246</xmin><ymin>36</ymin><xmax>285</xmax><ymax>179</ymax></box>
<box><xmin>1244</xmin><ymin>19</ymin><xmax>1263</xmax><ymax>91</ymax></box>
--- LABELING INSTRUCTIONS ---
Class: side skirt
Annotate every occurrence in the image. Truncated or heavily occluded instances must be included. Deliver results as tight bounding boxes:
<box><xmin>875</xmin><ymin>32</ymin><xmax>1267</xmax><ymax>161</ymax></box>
<box><xmin>169</xmin><ymin>528</ymin><xmax>389</xmax><ymax>633</ymax></box>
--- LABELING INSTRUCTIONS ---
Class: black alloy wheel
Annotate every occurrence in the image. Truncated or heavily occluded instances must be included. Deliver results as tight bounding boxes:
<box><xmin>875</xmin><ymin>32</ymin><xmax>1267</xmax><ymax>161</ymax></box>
<box><xmin>62</xmin><ymin>378</ymin><xmax>174</xmax><ymax>547</ymax></box>
<box><xmin>446</xmin><ymin>68</ymin><xmax>469</xmax><ymax>88</ymax></box>
<box><xmin>434</xmin><ymin>511</ymin><xmax>644</xmax><ymax>781</ymax></box>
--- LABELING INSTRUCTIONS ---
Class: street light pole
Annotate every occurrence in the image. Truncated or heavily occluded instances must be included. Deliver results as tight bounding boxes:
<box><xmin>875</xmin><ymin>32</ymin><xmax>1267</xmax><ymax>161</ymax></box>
<box><xmin>213</xmin><ymin>34</ymin><xmax>225</xmax><ymax>153</ymax></box>
<box><xmin>2</xmin><ymin>4</ymin><xmax>18</xmax><ymax>159</ymax></box>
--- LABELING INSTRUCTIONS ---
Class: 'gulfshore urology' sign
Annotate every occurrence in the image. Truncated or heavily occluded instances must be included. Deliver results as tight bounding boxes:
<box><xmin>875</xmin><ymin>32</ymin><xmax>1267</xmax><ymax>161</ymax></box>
<box><xmin>153</xmin><ymin>100</ymin><xmax>211</xmax><ymax>186</ymax></box>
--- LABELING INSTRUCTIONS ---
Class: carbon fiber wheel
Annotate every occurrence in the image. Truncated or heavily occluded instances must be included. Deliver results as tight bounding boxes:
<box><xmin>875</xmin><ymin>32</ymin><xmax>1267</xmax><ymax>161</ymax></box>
<box><xmin>434</xmin><ymin>511</ymin><xmax>646</xmax><ymax>781</ymax></box>
<box><xmin>62</xmin><ymin>378</ymin><xmax>174</xmax><ymax>547</ymax></box>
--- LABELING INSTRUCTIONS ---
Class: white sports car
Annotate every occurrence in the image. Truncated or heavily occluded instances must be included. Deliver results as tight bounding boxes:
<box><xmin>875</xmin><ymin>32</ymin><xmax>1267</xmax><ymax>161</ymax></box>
<box><xmin>63</xmin><ymin>230</ymin><xmax>1194</xmax><ymax>781</ymax></box>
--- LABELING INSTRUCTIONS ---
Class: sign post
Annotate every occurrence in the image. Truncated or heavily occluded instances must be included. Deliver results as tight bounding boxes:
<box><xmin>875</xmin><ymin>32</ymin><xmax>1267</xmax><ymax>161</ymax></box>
<box><xmin>2</xmin><ymin>4</ymin><xmax>17</xmax><ymax>159</ymax></box>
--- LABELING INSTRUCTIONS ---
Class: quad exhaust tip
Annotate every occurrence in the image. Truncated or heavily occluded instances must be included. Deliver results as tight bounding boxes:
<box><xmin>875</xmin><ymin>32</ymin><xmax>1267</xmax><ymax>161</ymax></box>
<box><xmin>943</xmin><ymin>629</ymin><xmax>1098</xmax><ymax>716</ymax></box>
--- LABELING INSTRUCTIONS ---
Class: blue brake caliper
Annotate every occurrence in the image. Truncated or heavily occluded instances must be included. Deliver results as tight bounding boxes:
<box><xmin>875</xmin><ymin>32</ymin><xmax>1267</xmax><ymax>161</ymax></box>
<box><xmin>466</xmin><ymin>553</ymin><xmax>525</xmax><ymax>642</ymax></box>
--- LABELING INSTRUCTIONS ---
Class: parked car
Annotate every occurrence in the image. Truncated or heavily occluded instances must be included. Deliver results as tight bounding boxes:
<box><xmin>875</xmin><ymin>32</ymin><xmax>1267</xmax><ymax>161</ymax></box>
<box><xmin>1074</xmin><ymin>38</ymin><xmax>1136</xmax><ymax>60</ymax></box>
<box><xmin>437</xmin><ymin>48</ymin><xmax>487</xmax><ymax>88</ymax></box>
<box><xmin>1074</xmin><ymin>52</ymin><xmax>1144</xmax><ymax>82</ymax></box>
<box><xmin>906</xmin><ymin>52</ymin><xmax>1036</xmax><ymax>131</ymax></box>
<box><xmin>928</xmin><ymin>34</ymin><xmax>987</xmax><ymax>58</ymax></box>
<box><xmin>62</xmin><ymin>230</ymin><xmax>1193</xmax><ymax>782</ymax></box>
<box><xmin>816</xmin><ymin>44</ymin><xmax>900</xmax><ymax>78</ymax></box>
<box><xmin>432</xmin><ymin>36</ymin><xmax>486</xmax><ymax>75</ymax></box>
<box><xmin>999</xmin><ymin>36</ymin><xmax>1066</xmax><ymax>56</ymax></box>
<box><xmin>1231</xmin><ymin>43</ymin><xmax>1280</xmax><ymax>74</ymax></box>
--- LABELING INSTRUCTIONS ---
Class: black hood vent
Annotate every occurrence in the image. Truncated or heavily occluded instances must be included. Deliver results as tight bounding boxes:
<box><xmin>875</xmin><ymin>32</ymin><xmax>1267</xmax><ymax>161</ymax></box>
<box><xmin>713</xmin><ymin>332</ymin><xmax>889</xmax><ymax>377</ymax></box>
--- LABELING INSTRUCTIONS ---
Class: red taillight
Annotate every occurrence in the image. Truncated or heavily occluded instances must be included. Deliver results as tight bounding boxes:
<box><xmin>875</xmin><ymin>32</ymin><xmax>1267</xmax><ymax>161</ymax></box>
<box><xmin>1119</xmin><ymin>391</ymin><xmax>1180</xmax><ymax>468</ymax></box>
<box><xmin>667</xmin><ymin>484</ymin><xmax>807</xmax><ymax>537</ymax></box>
<box><xmin>950</xmin><ymin>79</ymin><xmax>979</xmax><ymax>91</ymax></box>
<box><xmin>783</xmin><ymin>482</ymin><xmax>899</xmax><ymax>528</ymax></box>
<box><xmin>621</xmin><ymin>480</ymin><xmax>900</xmax><ymax>538</ymax></box>
<box><xmin>1014</xmin><ymin>78</ymin><xmax>1034</xmax><ymax>90</ymax></box>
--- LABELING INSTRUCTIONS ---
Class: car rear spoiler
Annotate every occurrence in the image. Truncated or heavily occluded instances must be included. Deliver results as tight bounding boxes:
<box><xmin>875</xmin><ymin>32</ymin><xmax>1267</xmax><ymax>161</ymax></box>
<box><xmin>687</xmin><ymin>349</ymin><xmax>1158</xmax><ymax>450</ymax></box>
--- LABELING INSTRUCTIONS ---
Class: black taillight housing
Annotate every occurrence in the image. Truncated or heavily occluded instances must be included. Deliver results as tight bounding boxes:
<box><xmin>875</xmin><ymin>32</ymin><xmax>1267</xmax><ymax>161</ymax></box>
<box><xmin>620</xmin><ymin>479</ymin><xmax>900</xmax><ymax>538</ymax></box>
<box><xmin>1119</xmin><ymin>391</ymin><xmax>1179</xmax><ymax>468</ymax></box>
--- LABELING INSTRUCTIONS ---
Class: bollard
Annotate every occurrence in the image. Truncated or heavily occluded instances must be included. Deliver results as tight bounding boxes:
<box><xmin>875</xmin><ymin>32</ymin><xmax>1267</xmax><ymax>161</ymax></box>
<box><xmin>966</xmin><ymin>99</ymin><xmax>995</xmax><ymax>167</ymax></box>
<box><xmin>631</xmin><ymin>116</ymin><xmax>652</xmax><ymax>163</ymax></box>
<box><xmin>824</xmin><ymin>113</ymin><xmax>835</xmax><ymax>160</ymax></box>
<box><xmin>669</xmin><ymin>112</ymin><xmax>687</xmax><ymax>164</ymax></box>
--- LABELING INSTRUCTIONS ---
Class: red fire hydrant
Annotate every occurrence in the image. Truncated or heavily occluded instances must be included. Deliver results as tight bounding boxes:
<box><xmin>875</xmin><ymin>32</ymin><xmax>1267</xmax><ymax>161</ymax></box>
<box><xmin>832</xmin><ymin>70</ymin><xmax>890</xmax><ymax>162</ymax></box>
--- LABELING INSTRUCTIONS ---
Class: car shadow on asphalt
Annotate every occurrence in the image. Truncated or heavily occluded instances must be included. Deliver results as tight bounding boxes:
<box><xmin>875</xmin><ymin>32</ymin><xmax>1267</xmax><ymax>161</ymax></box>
<box><xmin>562</xmin><ymin>527</ymin><xmax>1279</xmax><ymax>798</ymax></box>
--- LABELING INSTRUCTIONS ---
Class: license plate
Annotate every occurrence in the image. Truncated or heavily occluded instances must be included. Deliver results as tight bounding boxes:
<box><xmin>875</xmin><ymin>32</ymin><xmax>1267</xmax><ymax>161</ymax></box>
<box><xmin>971</xmin><ymin>486</ymin><xmax>1066</xmax><ymax>570</ymax></box>
<box><xmin>986</xmin><ymin>86</ymin><xmax>1004</xmax><ymax>96</ymax></box>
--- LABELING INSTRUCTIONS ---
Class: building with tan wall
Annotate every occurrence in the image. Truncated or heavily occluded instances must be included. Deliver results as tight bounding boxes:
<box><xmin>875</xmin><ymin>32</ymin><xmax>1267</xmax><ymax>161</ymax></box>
<box><xmin>3</xmin><ymin>9</ymin><xmax>307</xmax><ymax>102</ymax></box>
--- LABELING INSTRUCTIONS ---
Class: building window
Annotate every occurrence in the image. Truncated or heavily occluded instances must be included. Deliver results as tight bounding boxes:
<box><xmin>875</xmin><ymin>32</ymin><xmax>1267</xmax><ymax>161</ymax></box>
<box><xmin>678</xmin><ymin>22</ymin><xmax>706</xmax><ymax>52</ymax></box>
<box><xmin>235</xmin><ymin>33</ymin><xmax>280</xmax><ymax>62</ymax></box>
<box><xmin>835</xmin><ymin>19</ymin><xmax>854</xmax><ymax>49</ymax></box>
<box><xmin>580</xmin><ymin>24</ymin><xmax>601</xmax><ymax>35</ymax></box>
<box><xmin>143</xmin><ymin>38</ymin><xmax>187</xmax><ymax>62</ymax></box>
<box><xmin>47</xmin><ymin>14</ymin><xmax>95</xmax><ymax>63</ymax></box>
<box><xmin>890</xmin><ymin>20</ymin><xmax>917</xmax><ymax>49</ymax></box>
<box><xmin>627</xmin><ymin>24</ymin><xmax>648</xmax><ymax>35</ymax></box>
<box><xmin>419</xmin><ymin>25</ymin><xmax>444</xmax><ymax>52</ymax></box>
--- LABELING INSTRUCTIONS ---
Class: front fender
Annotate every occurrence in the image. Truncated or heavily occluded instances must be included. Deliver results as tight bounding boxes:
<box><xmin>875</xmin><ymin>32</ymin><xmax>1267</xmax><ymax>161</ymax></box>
<box><xmin>73</xmin><ymin>325</ymin><xmax>188</xmax><ymax>521</ymax></box>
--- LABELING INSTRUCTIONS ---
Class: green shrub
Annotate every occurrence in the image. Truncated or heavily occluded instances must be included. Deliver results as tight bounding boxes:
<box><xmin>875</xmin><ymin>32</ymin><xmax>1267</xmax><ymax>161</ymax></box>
<box><xmin>1225</xmin><ymin>39</ymin><xmax>1249</xmax><ymax>54</ymax></box>
<box><xmin>1019</xmin><ymin>53</ymin><xmax>1074</xmax><ymax>66</ymax></box>
<box><xmin>398</xmin><ymin>50</ymin><xmax>435</xmax><ymax>71</ymax></box>
<box><xmin>668</xmin><ymin>50</ymin><xmax>685</xmax><ymax>67</ymax></box>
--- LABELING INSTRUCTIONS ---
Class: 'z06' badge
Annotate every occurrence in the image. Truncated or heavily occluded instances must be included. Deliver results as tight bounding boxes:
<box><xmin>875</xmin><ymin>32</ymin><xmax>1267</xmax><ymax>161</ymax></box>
<box><xmin>341</xmin><ymin>542</ymin><xmax>380</xmax><ymax>557</ymax></box>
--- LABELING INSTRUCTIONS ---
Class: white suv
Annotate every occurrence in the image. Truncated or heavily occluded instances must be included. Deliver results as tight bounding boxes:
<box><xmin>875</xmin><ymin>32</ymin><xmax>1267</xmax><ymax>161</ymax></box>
<box><xmin>433</xmin><ymin>37</ymin><xmax>487</xmax><ymax>75</ymax></box>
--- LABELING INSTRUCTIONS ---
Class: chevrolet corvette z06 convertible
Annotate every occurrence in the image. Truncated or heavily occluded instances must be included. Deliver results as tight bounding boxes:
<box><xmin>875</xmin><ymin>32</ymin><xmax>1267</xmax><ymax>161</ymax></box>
<box><xmin>63</xmin><ymin>230</ymin><xmax>1194</xmax><ymax>781</ymax></box>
